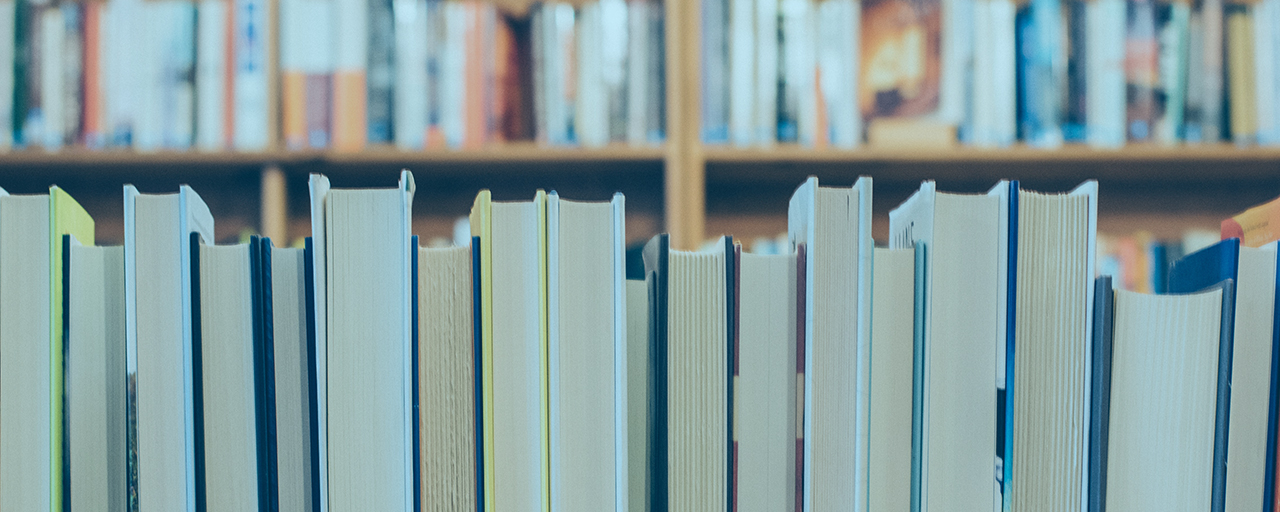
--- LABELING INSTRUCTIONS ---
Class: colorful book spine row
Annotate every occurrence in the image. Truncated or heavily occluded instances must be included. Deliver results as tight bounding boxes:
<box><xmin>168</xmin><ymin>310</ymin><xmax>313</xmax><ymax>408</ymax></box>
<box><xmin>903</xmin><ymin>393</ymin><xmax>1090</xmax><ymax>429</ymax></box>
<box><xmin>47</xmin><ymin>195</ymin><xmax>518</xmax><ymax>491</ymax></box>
<box><xmin>701</xmin><ymin>0</ymin><xmax>1280</xmax><ymax>148</ymax></box>
<box><xmin>0</xmin><ymin>0</ymin><xmax>666</xmax><ymax>153</ymax></box>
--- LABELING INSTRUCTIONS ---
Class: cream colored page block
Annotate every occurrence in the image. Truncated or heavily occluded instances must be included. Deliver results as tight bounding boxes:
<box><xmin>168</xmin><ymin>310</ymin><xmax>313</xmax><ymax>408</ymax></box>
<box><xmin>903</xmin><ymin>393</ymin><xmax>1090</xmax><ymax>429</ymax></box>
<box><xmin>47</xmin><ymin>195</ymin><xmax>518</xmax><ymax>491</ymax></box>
<box><xmin>927</xmin><ymin>193</ymin><xmax>999</xmax><ymax>512</ymax></box>
<box><xmin>0</xmin><ymin>196</ymin><xmax>51</xmax><ymax>512</ymax></box>
<box><xmin>869</xmin><ymin>248</ymin><xmax>914</xmax><ymax>512</ymax></box>
<box><xmin>555</xmin><ymin>201</ymin><xmax>617</xmax><ymax>511</ymax></box>
<box><xmin>419</xmin><ymin>246</ymin><xmax>476</xmax><ymax>510</ymax></box>
<box><xmin>1224</xmin><ymin>247</ymin><xmax>1276</xmax><ymax>512</ymax></box>
<box><xmin>272</xmin><ymin>248</ymin><xmax>314</xmax><ymax>512</ymax></box>
<box><xmin>326</xmin><ymin>190</ymin><xmax>408</xmax><ymax>511</ymax></box>
<box><xmin>491</xmin><ymin>202</ymin><xmax>545</xmax><ymax>511</ymax></box>
<box><xmin>812</xmin><ymin>188</ymin><xmax>857</xmax><ymax>512</ymax></box>
<box><xmin>1107</xmin><ymin>289</ymin><xmax>1222</xmax><ymax>512</ymax></box>
<box><xmin>135</xmin><ymin>195</ymin><xmax>188</xmax><ymax>512</ymax></box>
<box><xmin>200</xmin><ymin>245</ymin><xmax>259</xmax><ymax>512</ymax></box>
<box><xmin>668</xmin><ymin>250</ymin><xmax>727</xmax><ymax>512</ymax></box>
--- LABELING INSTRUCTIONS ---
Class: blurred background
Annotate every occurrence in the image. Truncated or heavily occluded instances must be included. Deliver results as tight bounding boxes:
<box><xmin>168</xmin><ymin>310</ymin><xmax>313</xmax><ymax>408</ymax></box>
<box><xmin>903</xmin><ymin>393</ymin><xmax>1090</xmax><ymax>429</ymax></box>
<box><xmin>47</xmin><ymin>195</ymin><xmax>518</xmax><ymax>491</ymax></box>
<box><xmin>1</xmin><ymin>0</ymin><xmax>1276</xmax><ymax>291</ymax></box>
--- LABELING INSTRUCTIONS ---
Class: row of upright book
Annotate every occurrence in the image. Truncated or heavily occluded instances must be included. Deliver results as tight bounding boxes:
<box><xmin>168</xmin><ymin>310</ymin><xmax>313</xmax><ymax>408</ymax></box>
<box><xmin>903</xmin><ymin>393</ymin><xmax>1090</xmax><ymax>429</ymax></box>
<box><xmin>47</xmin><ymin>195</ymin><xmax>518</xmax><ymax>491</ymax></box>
<box><xmin>6</xmin><ymin>171</ymin><xmax>1280</xmax><ymax>512</ymax></box>
<box><xmin>0</xmin><ymin>0</ymin><xmax>666</xmax><ymax>153</ymax></box>
<box><xmin>703</xmin><ymin>0</ymin><xmax>1280</xmax><ymax>148</ymax></box>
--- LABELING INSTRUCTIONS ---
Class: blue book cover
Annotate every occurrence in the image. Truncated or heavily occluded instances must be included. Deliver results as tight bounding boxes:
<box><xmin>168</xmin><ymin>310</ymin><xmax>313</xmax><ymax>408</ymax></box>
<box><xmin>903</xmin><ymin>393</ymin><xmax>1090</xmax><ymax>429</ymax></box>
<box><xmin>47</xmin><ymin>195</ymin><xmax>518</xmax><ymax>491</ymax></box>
<box><xmin>1016</xmin><ymin>0</ymin><xmax>1065</xmax><ymax>148</ymax></box>
<box><xmin>1168</xmin><ymin>238</ymin><xmax>1239</xmax><ymax>512</ymax></box>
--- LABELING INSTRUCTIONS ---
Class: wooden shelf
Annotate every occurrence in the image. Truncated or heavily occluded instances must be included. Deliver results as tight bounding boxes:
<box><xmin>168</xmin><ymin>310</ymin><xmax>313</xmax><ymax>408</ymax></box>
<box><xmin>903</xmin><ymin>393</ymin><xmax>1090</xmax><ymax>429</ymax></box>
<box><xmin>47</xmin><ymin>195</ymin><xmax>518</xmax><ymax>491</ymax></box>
<box><xmin>704</xmin><ymin>143</ymin><xmax>1280</xmax><ymax>164</ymax></box>
<box><xmin>0</xmin><ymin>143</ymin><xmax>666</xmax><ymax>170</ymax></box>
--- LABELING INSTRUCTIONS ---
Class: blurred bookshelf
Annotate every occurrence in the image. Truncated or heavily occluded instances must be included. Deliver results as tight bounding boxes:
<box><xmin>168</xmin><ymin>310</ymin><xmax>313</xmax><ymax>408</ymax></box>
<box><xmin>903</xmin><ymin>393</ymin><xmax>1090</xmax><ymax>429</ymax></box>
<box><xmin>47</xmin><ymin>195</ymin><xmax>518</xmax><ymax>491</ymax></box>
<box><xmin>4</xmin><ymin>0</ymin><xmax>1280</xmax><ymax>252</ymax></box>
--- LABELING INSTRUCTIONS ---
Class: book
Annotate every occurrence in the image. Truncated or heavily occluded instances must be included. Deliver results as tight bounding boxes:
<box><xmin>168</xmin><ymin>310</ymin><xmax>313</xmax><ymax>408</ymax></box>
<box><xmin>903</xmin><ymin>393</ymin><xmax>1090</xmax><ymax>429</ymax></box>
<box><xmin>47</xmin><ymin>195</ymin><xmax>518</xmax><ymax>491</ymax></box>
<box><xmin>641</xmin><ymin>234</ymin><xmax>735</xmax><ymax>512</ymax></box>
<box><xmin>267</xmin><ymin>243</ymin><xmax>316</xmax><ymax>511</ymax></box>
<box><xmin>367</xmin><ymin>0</ymin><xmax>395</xmax><ymax>144</ymax></box>
<box><xmin>233</xmin><ymin>0</ymin><xmax>269</xmax><ymax>150</ymax></box>
<box><xmin>624</xmin><ymin>279</ymin><xmax>649</xmax><ymax>512</ymax></box>
<box><xmin>1125</xmin><ymin>0</ymin><xmax>1158</xmax><ymax>142</ymax></box>
<box><xmin>1226</xmin><ymin>4</ymin><xmax>1255</xmax><ymax>145</ymax></box>
<box><xmin>191</xmin><ymin>237</ymin><xmax>272</xmax><ymax>511</ymax></box>
<box><xmin>547</xmin><ymin>193</ymin><xmax>627</xmax><ymax>511</ymax></box>
<box><xmin>995</xmin><ymin>181</ymin><xmax>1098</xmax><ymax>512</ymax></box>
<box><xmin>1256</xmin><ymin>0</ymin><xmax>1280</xmax><ymax>145</ymax></box>
<box><xmin>890</xmin><ymin>181</ymin><xmax>1002</xmax><ymax>512</ymax></box>
<box><xmin>469</xmin><ymin>190</ymin><xmax>549</xmax><ymax>511</ymax></box>
<box><xmin>816</xmin><ymin>0</ymin><xmax>860</xmax><ymax>148</ymax></box>
<box><xmin>752</xmin><ymin>0</ymin><xmax>776</xmax><ymax>145</ymax></box>
<box><xmin>1099</xmin><ymin>280</ymin><xmax>1234</xmax><ymax>511</ymax></box>
<box><xmin>735</xmin><ymin>250</ymin><xmax>797</xmax><ymax>512</ymax></box>
<box><xmin>778</xmin><ymin>0</ymin><xmax>815</xmax><ymax>145</ymax></box>
<box><xmin>1154</xmin><ymin>3</ymin><xmax>1189</xmax><ymax>144</ymax></box>
<box><xmin>1087</xmin><ymin>275</ymin><xmax>1115</xmax><ymax>512</ymax></box>
<box><xmin>1016</xmin><ymin>0</ymin><xmax>1065</xmax><ymax>148</ymax></box>
<box><xmin>0</xmin><ymin>0</ymin><xmax>13</xmax><ymax>149</ymax></box>
<box><xmin>67</xmin><ymin>243</ymin><xmax>128</xmax><ymax>512</ymax></box>
<box><xmin>1063</xmin><ymin>0</ymin><xmax>1087</xmax><ymax>142</ymax></box>
<box><xmin>1169</xmin><ymin>239</ymin><xmax>1277</xmax><ymax>512</ymax></box>
<box><xmin>702</xmin><ymin>0</ymin><xmax>728</xmax><ymax>143</ymax></box>
<box><xmin>393</xmin><ymin>0</ymin><xmax>428</xmax><ymax>150</ymax></box>
<box><xmin>788</xmin><ymin>176</ymin><xmax>873</xmax><ymax>511</ymax></box>
<box><xmin>124</xmin><ymin>184</ymin><xmax>213</xmax><ymax>512</ymax></box>
<box><xmin>1086</xmin><ymin>0</ymin><xmax>1126</xmax><ymax>147</ymax></box>
<box><xmin>728</xmin><ymin>0</ymin><xmax>754</xmax><ymax>146</ymax></box>
<box><xmin>417</xmin><ymin>244</ymin><xmax>478</xmax><ymax>509</ymax></box>
<box><xmin>626</xmin><ymin>0</ymin><xmax>664</xmax><ymax>145</ymax></box>
<box><xmin>0</xmin><ymin>187</ymin><xmax>93</xmax><ymax>512</ymax></box>
<box><xmin>1221</xmin><ymin>194</ymin><xmax>1280</xmax><ymax>248</ymax></box>
<box><xmin>308</xmin><ymin>171</ymin><xmax>415</xmax><ymax>511</ymax></box>
<box><xmin>868</xmin><ymin>246</ymin><xmax>917</xmax><ymax>512</ymax></box>
<box><xmin>331</xmin><ymin>0</ymin><xmax>368</xmax><ymax>151</ymax></box>
<box><xmin>1186</xmin><ymin>0</ymin><xmax>1223</xmax><ymax>143</ymax></box>
<box><xmin>281</xmin><ymin>0</ymin><xmax>334</xmax><ymax>149</ymax></box>
<box><xmin>196</xmin><ymin>0</ymin><xmax>227</xmax><ymax>150</ymax></box>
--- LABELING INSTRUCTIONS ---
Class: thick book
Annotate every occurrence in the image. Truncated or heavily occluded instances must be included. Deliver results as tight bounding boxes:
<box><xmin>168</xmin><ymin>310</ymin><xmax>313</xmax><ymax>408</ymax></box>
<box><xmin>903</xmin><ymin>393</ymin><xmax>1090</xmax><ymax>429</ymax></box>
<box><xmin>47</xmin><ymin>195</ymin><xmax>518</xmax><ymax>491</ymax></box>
<box><xmin>309</xmin><ymin>172</ymin><xmax>415</xmax><ymax>511</ymax></box>
<box><xmin>191</xmin><ymin>237</ymin><xmax>273</xmax><ymax>511</ymax></box>
<box><xmin>125</xmin><ymin>185</ymin><xmax>214</xmax><ymax>512</ymax></box>
<box><xmin>547</xmin><ymin>193</ymin><xmax>627</xmax><ymax>511</ymax></box>
<box><xmin>470</xmin><ymin>190</ymin><xmax>549</xmax><ymax>512</ymax></box>
<box><xmin>788</xmin><ymin>176</ymin><xmax>873</xmax><ymax>511</ymax></box>
<box><xmin>1099</xmin><ymin>280</ymin><xmax>1235</xmax><ymax>512</ymax></box>
<box><xmin>1169</xmin><ymin>239</ymin><xmax>1278</xmax><ymax>512</ymax></box>
<box><xmin>890</xmin><ymin>181</ymin><xmax>1002</xmax><ymax>512</ymax></box>
<box><xmin>1</xmin><ymin>187</ymin><xmax>93</xmax><ymax>512</ymax></box>
<box><xmin>67</xmin><ymin>242</ymin><xmax>127</xmax><ymax>512</ymax></box>
<box><xmin>994</xmin><ymin>181</ymin><xmax>1098</xmax><ymax>512</ymax></box>
<box><xmin>267</xmin><ymin>243</ymin><xmax>315</xmax><ymax>511</ymax></box>
<box><xmin>417</xmin><ymin>244</ymin><xmax>478</xmax><ymax>509</ymax></box>
<box><xmin>868</xmin><ymin>246</ymin><xmax>917</xmax><ymax>512</ymax></box>
<box><xmin>642</xmin><ymin>234</ymin><xmax>735</xmax><ymax>512</ymax></box>
<box><xmin>736</xmin><ymin>251</ymin><xmax>798</xmax><ymax>512</ymax></box>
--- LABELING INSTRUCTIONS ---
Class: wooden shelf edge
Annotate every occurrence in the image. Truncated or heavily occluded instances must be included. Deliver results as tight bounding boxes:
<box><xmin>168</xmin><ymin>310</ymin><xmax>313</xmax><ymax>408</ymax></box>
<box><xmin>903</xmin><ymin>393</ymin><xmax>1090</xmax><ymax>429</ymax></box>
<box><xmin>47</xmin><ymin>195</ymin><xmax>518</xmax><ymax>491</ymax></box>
<box><xmin>704</xmin><ymin>143</ymin><xmax>1280</xmax><ymax>164</ymax></box>
<box><xmin>0</xmin><ymin>143</ymin><xmax>667</xmax><ymax>169</ymax></box>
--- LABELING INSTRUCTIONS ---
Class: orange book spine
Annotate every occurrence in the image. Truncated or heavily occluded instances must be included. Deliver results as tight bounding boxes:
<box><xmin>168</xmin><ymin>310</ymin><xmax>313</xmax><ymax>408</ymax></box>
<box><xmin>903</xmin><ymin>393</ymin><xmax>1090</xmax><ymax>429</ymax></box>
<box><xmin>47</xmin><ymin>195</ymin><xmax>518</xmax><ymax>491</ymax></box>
<box><xmin>82</xmin><ymin>1</ymin><xmax>102</xmax><ymax>146</ymax></box>
<box><xmin>331</xmin><ymin>71</ymin><xmax>367</xmax><ymax>151</ymax></box>
<box><xmin>282</xmin><ymin>71</ymin><xmax>306</xmax><ymax>149</ymax></box>
<box><xmin>1223</xmin><ymin>195</ymin><xmax>1280</xmax><ymax>248</ymax></box>
<box><xmin>223</xmin><ymin>0</ymin><xmax>236</xmax><ymax>148</ymax></box>
<box><xmin>463</xmin><ymin>3</ymin><xmax>484</xmax><ymax>148</ymax></box>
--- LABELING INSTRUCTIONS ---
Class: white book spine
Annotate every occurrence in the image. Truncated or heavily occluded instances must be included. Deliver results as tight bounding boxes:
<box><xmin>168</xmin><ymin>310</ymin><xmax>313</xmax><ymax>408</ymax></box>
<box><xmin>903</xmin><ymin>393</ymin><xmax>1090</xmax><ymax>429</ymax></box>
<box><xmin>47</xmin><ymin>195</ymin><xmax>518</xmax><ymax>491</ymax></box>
<box><xmin>134</xmin><ymin>3</ymin><xmax>164</xmax><ymax>151</ymax></box>
<box><xmin>165</xmin><ymin>4</ymin><xmax>196</xmax><ymax>149</ymax></box>
<box><xmin>939</xmin><ymin>0</ymin><xmax>974</xmax><ymax>125</ymax></box>
<box><xmin>196</xmin><ymin>0</ymin><xmax>226</xmax><ymax>151</ymax></box>
<box><xmin>440</xmin><ymin>2</ymin><xmax>465</xmax><ymax>148</ymax></box>
<box><xmin>831</xmin><ymin>0</ymin><xmax>860</xmax><ymax>147</ymax></box>
<box><xmin>990</xmin><ymin>0</ymin><xmax>1016</xmax><ymax>146</ymax></box>
<box><xmin>1086</xmin><ymin>0</ymin><xmax>1125</xmax><ymax>148</ymax></box>
<box><xmin>729</xmin><ymin>0</ymin><xmax>755</xmax><ymax>146</ymax></box>
<box><xmin>1258</xmin><ymin>0</ymin><xmax>1280</xmax><ymax>144</ymax></box>
<box><xmin>393</xmin><ymin>0</ymin><xmax>428</xmax><ymax>149</ymax></box>
<box><xmin>233</xmin><ymin>0</ymin><xmax>269</xmax><ymax>150</ymax></box>
<box><xmin>577</xmin><ymin>3</ymin><xmax>608</xmax><ymax>147</ymax></box>
<box><xmin>971</xmin><ymin>0</ymin><xmax>994</xmax><ymax>146</ymax></box>
<box><xmin>753</xmin><ymin>0</ymin><xmax>777</xmax><ymax>145</ymax></box>
<box><xmin>600</xmin><ymin>0</ymin><xmax>627</xmax><ymax>142</ymax></box>
<box><xmin>625</xmin><ymin>0</ymin><xmax>648</xmax><ymax>144</ymax></box>
<box><xmin>0</xmin><ymin>0</ymin><xmax>12</xmax><ymax>149</ymax></box>
<box><xmin>781</xmin><ymin>0</ymin><xmax>815</xmax><ymax>146</ymax></box>
<box><xmin>40</xmin><ymin>7</ymin><xmax>64</xmax><ymax>149</ymax></box>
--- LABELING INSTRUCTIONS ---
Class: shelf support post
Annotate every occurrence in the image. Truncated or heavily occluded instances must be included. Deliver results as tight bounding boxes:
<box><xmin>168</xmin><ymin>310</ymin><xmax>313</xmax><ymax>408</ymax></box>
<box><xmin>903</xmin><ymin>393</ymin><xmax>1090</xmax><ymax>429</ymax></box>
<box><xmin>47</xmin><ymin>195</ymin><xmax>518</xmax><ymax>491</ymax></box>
<box><xmin>665</xmin><ymin>0</ymin><xmax>706</xmax><ymax>250</ymax></box>
<box><xmin>260</xmin><ymin>164</ymin><xmax>287</xmax><ymax>243</ymax></box>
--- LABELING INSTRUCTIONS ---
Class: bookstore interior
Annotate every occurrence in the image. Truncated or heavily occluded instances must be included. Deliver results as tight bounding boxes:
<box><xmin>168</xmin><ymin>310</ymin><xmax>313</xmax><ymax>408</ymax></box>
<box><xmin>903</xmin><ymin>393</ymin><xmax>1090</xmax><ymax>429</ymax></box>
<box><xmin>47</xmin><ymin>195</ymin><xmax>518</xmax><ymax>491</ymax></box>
<box><xmin>5</xmin><ymin>0</ymin><xmax>1280</xmax><ymax>510</ymax></box>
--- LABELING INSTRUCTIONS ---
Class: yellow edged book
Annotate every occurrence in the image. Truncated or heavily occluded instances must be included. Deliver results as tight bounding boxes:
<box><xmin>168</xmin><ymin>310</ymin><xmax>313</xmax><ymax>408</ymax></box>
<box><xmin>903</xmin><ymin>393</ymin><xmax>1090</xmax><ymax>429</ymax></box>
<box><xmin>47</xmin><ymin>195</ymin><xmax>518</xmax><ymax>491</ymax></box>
<box><xmin>0</xmin><ymin>186</ymin><xmax>94</xmax><ymax>512</ymax></box>
<box><xmin>470</xmin><ymin>190</ymin><xmax>550</xmax><ymax>512</ymax></box>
